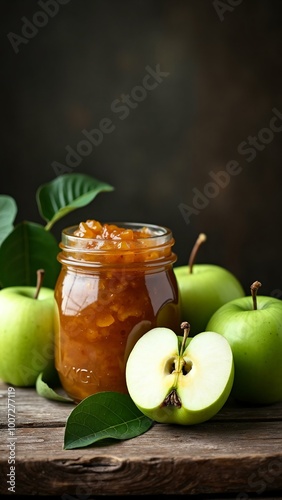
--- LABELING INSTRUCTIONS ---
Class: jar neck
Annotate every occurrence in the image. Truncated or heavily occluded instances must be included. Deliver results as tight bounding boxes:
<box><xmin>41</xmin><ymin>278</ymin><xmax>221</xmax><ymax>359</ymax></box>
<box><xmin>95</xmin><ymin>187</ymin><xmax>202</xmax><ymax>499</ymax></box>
<box><xmin>57</xmin><ymin>222</ymin><xmax>177</xmax><ymax>269</ymax></box>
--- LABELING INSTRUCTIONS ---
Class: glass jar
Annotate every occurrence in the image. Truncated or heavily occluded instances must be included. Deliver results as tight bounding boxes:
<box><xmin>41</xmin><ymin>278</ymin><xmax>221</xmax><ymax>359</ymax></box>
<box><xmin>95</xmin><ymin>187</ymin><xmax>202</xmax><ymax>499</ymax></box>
<box><xmin>54</xmin><ymin>222</ymin><xmax>180</xmax><ymax>403</ymax></box>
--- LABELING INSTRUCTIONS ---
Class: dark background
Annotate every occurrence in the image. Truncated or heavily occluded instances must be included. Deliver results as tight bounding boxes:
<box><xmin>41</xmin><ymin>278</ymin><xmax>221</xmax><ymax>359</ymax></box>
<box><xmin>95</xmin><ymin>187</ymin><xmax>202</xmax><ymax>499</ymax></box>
<box><xmin>1</xmin><ymin>0</ymin><xmax>282</xmax><ymax>297</ymax></box>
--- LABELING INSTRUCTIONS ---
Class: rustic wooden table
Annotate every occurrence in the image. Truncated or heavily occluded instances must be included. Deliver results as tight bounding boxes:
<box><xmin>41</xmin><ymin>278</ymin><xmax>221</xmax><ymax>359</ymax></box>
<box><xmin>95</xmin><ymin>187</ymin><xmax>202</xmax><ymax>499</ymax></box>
<box><xmin>0</xmin><ymin>380</ymin><xmax>282</xmax><ymax>498</ymax></box>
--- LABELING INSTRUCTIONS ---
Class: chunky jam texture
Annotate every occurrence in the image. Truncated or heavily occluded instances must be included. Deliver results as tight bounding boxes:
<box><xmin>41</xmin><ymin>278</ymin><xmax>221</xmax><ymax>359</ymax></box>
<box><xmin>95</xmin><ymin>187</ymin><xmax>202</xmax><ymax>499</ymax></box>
<box><xmin>73</xmin><ymin>220</ymin><xmax>151</xmax><ymax>240</ymax></box>
<box><xmin>70</xmin><ymin>220</ymin><xmax>168</xmax><ymax>264</ymax></box>
<box><xmin>55</xmin><ymin>220</ymin><xmax>180</xmax><ymax>403</ymax></box>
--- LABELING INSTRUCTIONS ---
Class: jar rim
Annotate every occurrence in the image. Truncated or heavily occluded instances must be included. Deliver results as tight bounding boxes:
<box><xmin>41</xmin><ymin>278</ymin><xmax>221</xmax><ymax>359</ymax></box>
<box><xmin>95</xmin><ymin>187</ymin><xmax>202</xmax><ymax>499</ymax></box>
<box><xmin>61</xmin><ymin>222</ymin><xmax>173</xmax><ymax>249</ymax></box>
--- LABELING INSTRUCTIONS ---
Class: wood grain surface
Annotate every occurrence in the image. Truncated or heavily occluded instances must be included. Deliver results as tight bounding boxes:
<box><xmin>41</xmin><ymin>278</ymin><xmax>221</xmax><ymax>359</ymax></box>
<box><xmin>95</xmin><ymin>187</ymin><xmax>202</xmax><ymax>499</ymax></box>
<box><xmin>1</xmin><ymin>382</ymin><xmax>282</xmax><ymax>497</ymax></box>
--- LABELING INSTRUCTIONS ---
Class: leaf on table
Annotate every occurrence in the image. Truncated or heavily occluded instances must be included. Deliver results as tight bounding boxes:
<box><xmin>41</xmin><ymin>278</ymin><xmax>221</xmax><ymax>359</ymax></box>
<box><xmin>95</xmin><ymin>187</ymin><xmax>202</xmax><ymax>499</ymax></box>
<box><xmin>36</xmin><ymin>372</ymin><xmax>74</xmax><ymax>403</ymax></box>
<box><xmin>0</xmin><ymin>195</ymin><xmax>17</xmax><ymax>246</ymax></box>
<box><xmin>64</xmin><ymin>391</ymin><xmax>154</xmax><ymax>450</ymax></box>
<box><xmin>36</xmin><ymin>173</ymin><xmax>114</xmax><ymax>230</ymax></box>
<box><xmin>0</xmin><ymin>221</ymin><xmax>61</xmax><ymax>288</ymax></box>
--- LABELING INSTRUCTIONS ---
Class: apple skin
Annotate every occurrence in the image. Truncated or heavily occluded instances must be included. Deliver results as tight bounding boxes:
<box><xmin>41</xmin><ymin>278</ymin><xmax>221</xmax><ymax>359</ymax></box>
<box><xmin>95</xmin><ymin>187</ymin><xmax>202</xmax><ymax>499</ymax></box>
<box><xmin>174</xmin><ymin>264</ymin><xmax>245</xmax><ymax>336</ymax></box>
<box><xmin>125</xmin><ymin>327</ymin><xmax>234</xmax><ymax>425</ymax></box>
<box><xmin>0</xmin><ymin>286</ymin><xmax>55</xmax><ymax>387</ymax></box>
<box><xmin>206</xmin><ymin>295</ymin><xmax>282</xmax><ymax>404</ymax></box>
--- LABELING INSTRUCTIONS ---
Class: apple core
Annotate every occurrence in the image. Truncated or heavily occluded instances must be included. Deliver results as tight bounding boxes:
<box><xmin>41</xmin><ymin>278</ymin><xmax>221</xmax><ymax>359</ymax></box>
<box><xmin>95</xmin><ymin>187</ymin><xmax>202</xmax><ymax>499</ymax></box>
<box><xmin>126</xmin><ymin>322</ymin><xmax>234</xmax><ymax>425</ymax></box>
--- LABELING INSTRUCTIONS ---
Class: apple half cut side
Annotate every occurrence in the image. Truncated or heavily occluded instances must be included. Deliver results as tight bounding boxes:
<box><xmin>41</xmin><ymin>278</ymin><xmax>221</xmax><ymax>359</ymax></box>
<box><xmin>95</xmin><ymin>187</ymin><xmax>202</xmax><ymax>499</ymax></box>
<box><xmin>125</xmin><ymin>326</ymin><xmax>234</xmax><ymax>425</ymax></box>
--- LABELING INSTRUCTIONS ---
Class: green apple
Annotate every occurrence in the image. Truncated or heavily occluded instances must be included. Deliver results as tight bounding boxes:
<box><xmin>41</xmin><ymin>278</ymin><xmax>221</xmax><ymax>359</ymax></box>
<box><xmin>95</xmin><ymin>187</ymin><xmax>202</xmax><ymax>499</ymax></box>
<box><xmin>0</xmin><ymin>270</ymin><xmax>56</xmax><ymax>386</ymax></box>
<box><xmin>174</xmin><ymin>233</ymin><xmax>245</xmax><ymax>336</ymax></box>
<box><xmin>125</xmin><ymin>321</ymin><xmax>234</xmax><ymax>425</ymax></box>
<box><xmin>206</xmin><ymin>281</ymin><xmax>282</xmax><ymax>404</ymax></box>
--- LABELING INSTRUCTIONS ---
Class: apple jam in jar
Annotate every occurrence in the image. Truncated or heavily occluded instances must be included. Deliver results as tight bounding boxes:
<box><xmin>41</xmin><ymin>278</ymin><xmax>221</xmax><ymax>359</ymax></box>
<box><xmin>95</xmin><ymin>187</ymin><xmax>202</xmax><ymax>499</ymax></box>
<box><xmin>54</xmin><ymin>220</ymin><xmax>180</xmax><ymax>402</ymax></box>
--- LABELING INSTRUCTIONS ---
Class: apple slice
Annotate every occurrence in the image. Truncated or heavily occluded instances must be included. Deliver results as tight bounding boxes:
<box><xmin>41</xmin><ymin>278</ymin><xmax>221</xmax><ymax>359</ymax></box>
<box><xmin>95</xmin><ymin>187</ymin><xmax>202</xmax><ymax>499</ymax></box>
<box><xmin>125</xmin><ymin>322</ymin><xmax>234</xmax><ymax>425</ymax></box>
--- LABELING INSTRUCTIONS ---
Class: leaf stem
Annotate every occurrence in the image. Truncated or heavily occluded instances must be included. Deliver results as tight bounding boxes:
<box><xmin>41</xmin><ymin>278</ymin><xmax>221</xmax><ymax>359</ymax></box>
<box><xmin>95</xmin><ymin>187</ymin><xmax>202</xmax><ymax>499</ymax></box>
<box><xmin>34</xmin><ymin>269</ymin><xmax>45</xmax><ymax>299</ymax></box>
<box><xmin>188</xmin><ymin>233</ymin><xmax>207</xmax><ymax>273</ymax></box>
<box><xmin>44</xmin><ymin>220</ymin><xmax>54</xmax><ymax>231</ymax></box>
<box><xmin>250</xmin><ymin>280</ymin><xmax>262</xmax><ymax>310</ymax></box>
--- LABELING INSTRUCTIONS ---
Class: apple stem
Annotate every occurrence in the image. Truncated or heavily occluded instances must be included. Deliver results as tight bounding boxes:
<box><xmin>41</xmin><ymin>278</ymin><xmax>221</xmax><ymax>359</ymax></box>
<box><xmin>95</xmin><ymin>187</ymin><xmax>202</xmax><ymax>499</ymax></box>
<box><xmin>180</xmin><ymin>321</ymin><xmax>190</xmax><ymax>356</ymax></box>
<box><xmin>250</xmin><ymin>280</ymin><xmax>262</xmax><ymax>310</ymax></box>
<box><xmin>34</xmin><ymin>269</ymin><xmax>45</xmax><ymax>299</ymax></box>
<box><xmin>188</xmin><ymin>233</ymin><xmax>207</xmax><ymax>273</ymax></box>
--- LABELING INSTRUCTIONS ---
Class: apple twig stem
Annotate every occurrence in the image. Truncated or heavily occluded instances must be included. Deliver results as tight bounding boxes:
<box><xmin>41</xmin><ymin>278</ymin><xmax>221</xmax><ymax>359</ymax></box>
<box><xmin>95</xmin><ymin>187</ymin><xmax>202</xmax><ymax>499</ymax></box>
<box><xmin>250</xmin><ymin>280</ymin><xmax>262</xmax><ymax>310</ymax></box>
<box><xmin>180</xmin><ymin>321</ymin><xmax>190</xmax><ymax>356</ymax></box>
<box><xmin>34</xmin><ymin>269</ymin><xmax>45</xmax><ymax>299</ymax></box>
<box><xmin>188</xmin><ymin>233</ymin><xmax>207</xmax><ymax>273</ymax></box>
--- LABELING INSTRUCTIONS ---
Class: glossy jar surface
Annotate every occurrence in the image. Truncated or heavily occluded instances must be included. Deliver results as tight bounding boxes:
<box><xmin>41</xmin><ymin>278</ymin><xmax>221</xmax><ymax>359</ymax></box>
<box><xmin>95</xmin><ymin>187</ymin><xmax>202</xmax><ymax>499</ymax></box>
<box><xmin>54</xmin><ymin>221</ymin><xmax>180</xmax><ymax>403</ymax></box>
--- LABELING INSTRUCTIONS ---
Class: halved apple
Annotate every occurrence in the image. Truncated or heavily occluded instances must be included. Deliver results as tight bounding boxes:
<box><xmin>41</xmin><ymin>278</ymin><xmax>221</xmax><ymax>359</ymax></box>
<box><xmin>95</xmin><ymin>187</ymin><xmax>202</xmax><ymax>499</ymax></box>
<box><xmin>125</xmin><ymin>323</ymin><xmax>234</xmax><ymax>425</ymax></box>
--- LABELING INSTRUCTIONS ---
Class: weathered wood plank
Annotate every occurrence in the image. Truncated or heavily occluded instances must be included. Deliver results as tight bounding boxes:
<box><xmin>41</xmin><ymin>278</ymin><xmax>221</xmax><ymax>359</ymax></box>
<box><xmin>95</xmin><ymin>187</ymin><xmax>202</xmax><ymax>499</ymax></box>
<box><xmin>1</xmin><ymin>456</ymin><xmax>282</xmax><ymax>496</ymax></box>
<box><xmin>1</xmin><ymin>381</ymin><xmax>282</xmax><ymax>496</ymax></box>
<box><xmin>0</xmin><ymin>382</ymin><xmax>75</xmax><ymax>428</ymax></box>
<box><xmin>1</xmin><ymin>422</ymin><xmax>282</xmax><ymax>495</ymax></box>
<box><xmin>1</xmin><ymin>382</ymin><xmax>282</xmax><ymax>428</ymax></box>
<box><xmin>1</xmin><ymin>420</ymin><xmax>282</xmax><ymax>458</ymax></box>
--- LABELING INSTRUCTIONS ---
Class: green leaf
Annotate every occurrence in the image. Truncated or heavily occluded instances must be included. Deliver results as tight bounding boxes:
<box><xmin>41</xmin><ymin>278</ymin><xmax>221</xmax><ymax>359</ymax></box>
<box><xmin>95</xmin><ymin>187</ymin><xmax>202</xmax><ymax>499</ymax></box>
<box><xmin>36</xmin><ymin>173</ymin><xmax>114</xmax><ymax>230</ymax></box>
<box><xmin>0</xmin><ymin>221</ymin><xmax>61</xmax><ymax>288</ymax></box>
<box><xmin>64</xmin><ymin>392</ymin><xmax>154</xmax><ymax>450</ymax></box>
<box><xmin>0</xmin><ymin>195</ymin><xmax>17</xmax><ymax>245</ymax></box>
<box><xmin>36</xmin><ymin>372</ymin><xmax>74</xmax><ymax>403</ymax></box>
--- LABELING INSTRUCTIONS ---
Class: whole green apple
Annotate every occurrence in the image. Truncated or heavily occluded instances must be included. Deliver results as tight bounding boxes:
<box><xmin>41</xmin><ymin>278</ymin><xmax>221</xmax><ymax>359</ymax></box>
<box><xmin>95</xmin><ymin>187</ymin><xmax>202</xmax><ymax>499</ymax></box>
<box><xmin>0</xmin><ymin>270</ymin><xmax>56</xmax><ymax>386</ymax></box>
<box><xmin>206</xmin><ymin>281</ymin><xmax>282</xmax><ymax>404</ymax></box>
<box><xmin>174</xmin><ymin>233</ymin><xmax>245</xmax><ymax>336</ymax></box>
<box><xmin>125</xmin><ymin>321</ymin><xmax>234</xmax><ymax>425</ymax></box>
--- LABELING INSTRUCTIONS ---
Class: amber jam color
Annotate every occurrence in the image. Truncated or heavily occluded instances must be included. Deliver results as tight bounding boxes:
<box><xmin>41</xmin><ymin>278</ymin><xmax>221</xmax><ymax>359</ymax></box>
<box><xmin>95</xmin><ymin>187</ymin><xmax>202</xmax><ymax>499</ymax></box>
<box><xmin>54</xmin><ymin>220</ymin><xmax>180</xmax><ymax>403</ymax></box>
